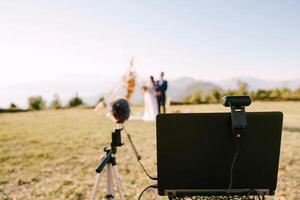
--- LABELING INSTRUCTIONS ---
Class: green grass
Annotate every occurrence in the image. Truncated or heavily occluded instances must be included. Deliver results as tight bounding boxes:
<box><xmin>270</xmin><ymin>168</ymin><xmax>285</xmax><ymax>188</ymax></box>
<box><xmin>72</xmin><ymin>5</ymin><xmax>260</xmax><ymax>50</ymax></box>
<box><xmin>0</xmin><ymin>102</ymin><xmax>299</xmax><ymax>199</ymax></box>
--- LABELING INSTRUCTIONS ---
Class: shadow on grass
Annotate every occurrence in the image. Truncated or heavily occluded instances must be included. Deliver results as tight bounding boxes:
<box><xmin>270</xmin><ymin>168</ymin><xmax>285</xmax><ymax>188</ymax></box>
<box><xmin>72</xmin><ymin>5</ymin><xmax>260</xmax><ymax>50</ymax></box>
<box><xmin>283</xmin><ymin>126</ymin><xmax>300</xmax><ymax>133</ymax></box>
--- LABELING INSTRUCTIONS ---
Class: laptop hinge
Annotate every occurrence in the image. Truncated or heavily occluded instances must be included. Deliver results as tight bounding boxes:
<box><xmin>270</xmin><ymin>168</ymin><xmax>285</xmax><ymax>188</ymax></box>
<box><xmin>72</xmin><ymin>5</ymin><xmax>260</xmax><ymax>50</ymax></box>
<box><xmin>164</xmin><ymin>189</ymin><xmax>269</xmax><ymax>196</ymax></box>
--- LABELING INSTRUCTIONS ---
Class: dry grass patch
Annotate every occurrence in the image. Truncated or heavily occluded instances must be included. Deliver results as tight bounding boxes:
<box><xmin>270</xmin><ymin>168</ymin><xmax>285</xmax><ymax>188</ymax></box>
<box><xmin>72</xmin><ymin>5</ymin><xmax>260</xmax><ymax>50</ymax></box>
<box><xmin>0</xmin><ymin>102</ymin><xmax>299</xmax><ymax>199</ymax></box>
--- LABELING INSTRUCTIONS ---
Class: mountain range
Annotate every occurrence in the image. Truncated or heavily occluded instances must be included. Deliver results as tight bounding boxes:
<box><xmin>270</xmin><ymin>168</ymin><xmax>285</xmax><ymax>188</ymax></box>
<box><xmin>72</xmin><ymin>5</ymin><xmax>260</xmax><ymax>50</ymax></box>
<box><xmin>0</xmin><ymin>77</ymin><xmax>299</xmax><ymax>108</ymax></box>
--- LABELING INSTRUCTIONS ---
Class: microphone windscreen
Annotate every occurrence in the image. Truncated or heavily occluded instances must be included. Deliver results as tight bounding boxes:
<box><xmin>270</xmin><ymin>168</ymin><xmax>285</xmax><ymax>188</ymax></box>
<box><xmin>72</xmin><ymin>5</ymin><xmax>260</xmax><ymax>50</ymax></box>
<box><xmin>111</xmin><ymin>97</ymin><xmax>130</xmax><ymax>123</ymax></box>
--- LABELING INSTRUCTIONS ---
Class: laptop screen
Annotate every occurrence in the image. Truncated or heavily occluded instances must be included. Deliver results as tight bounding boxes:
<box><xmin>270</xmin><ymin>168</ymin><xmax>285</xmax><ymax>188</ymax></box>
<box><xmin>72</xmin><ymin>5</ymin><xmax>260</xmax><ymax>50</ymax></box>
<box><xmin>156</xmin><ymin>112</ymin><xmax>283</xmax><ymax>196</ymax></box>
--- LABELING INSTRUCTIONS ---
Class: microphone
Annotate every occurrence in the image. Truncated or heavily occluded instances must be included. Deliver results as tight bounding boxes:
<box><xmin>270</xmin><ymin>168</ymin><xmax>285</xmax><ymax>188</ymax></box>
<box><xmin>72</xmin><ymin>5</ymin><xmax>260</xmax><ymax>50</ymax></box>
<box><xmin>111</xmin><ymin>97</ymin><xmax>131</xmax><ymax>124</ymax></box>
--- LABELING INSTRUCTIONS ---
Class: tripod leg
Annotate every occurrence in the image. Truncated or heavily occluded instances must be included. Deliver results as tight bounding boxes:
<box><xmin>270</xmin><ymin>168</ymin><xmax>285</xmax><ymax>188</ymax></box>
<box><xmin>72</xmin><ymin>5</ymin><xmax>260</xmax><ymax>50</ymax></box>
<box><xmin>90</xmin><ymin>173</ymin><xmax>101</xmax><ymax>200</ymax></box>
<box><xmin>112</xmin><ymin>165</ymin><xmax>125</xmax><ymax>200</ymax></box>
<box><xmin>106</xmin><ymin>164</ymin><xmax>114</xmax><ymax>198</ymax></box>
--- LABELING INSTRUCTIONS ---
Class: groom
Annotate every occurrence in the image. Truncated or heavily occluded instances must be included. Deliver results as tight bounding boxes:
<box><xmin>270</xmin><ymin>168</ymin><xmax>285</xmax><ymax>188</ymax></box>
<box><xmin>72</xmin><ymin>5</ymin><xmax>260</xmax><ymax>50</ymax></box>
<box><xmin>156</xmin><ymin>71</ymin><xmax>168</xmax><ymax>113</ymax></box>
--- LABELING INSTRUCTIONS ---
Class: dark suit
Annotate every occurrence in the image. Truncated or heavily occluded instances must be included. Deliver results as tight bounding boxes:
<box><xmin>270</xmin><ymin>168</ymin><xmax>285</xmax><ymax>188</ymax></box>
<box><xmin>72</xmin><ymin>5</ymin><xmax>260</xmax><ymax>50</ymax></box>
<box><xmin>156</xmin><ymin>80</ymin><xmax>168</xmax><ymax>113</ymax></box>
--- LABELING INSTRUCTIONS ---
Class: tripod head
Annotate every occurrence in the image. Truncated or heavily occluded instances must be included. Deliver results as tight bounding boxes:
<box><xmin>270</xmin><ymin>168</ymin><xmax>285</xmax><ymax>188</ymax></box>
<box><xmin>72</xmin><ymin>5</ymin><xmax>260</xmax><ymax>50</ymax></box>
<box><xmin>95</xmin><ymin>124</ymin><xmax>124</xmax><ymax>174</ymax></box>
<box><xmin>111</xmin><ymin>125</ymin><xmax>124</xmax><ymax>153</ymax></box>
<box><xmin>111</xmin><ymin>125</ymin><xmax>123</xmax><ymax>147</ymax></box>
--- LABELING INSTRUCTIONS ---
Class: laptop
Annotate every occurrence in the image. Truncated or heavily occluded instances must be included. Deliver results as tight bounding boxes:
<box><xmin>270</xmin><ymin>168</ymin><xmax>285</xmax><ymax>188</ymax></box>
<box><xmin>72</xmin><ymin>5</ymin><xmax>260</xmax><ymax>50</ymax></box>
<box><xmin>156</xmin><ymin>112</ymin><xmax>283</xmax><ymax>196</ymax></box>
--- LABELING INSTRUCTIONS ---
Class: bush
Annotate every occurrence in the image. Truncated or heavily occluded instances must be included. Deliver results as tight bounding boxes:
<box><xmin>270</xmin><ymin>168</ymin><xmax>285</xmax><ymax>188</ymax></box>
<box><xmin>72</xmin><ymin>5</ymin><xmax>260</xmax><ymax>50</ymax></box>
<box><xmin>251</xmin><ymin>88</ymin><xmax>297</xmax><ymax>101</ymax></box>
<box><xmin>9</xmin><ymin>103</ymin><xmax>18</xmax><ymax>110</ymax></box>
<box><xmin>68</xmin><ymin>95</ymin><xmax>83</xmax><ymax>107</ymax></box>
<box><xmin>280</xmin><ymin>88</ymin><xmax>292</xmax><ymax>100</ymax></box>
<box><xmin>183</xmin><ymin>85</ymin><xmax>300</xmax><ymax>104</ymax></box>
<box><xmin>204</xmin><ymin>88</ymin><xmax>221</xmax><ymax>103</ymax></box>
<box><xmin>183</xmin><ymin>91</ymin><xmax>202</xmax><ymax>104</ymax></box>
<box><xmin>28</xmin><ymin>96</ymin><xmax>46</xmax><ymax>110</ymax></box>
<box><xmin>0</xmin><ymin>103</ymin><xmax>27</xmax><ymax>113</ymax></box>
<box><xmin>236</xmin><ymin>80</ymin><xmax>249</xmax><ymax>95</ymax></box>
<box><xmin>221</xmin><ymin>90</ymin><xmax>236</xmax><ymax>97</ymax></box>
<box><xmin>49</xmin><ymin>94</ymin><xmax>62</xmax><ymax>109</ymax></box>
<box><xmin>293</xmin><ymin>87</ymin><xmax>300</xmax><ymax>100</ymax></box>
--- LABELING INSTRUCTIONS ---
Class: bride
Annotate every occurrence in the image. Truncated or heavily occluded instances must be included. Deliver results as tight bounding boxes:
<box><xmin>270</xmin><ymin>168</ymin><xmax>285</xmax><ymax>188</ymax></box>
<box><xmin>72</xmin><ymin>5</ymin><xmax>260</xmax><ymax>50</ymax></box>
<box><xmin>142</xmin><ymin>76</ymin><xmax>158</xmax><ymax>121</ymax></box>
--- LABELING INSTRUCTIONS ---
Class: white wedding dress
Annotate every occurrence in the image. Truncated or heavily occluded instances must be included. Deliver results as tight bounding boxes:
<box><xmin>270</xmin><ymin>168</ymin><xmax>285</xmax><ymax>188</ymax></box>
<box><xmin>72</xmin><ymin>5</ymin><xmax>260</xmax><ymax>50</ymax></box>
<box><xmin>142</xmin><ymin>81</ymin><xmax>158</xmax><ymax>121</ymax></box>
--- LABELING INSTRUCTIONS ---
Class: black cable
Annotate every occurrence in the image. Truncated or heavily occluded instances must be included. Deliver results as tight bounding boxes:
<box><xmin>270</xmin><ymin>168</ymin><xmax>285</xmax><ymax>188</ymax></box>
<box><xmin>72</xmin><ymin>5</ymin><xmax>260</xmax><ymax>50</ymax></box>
<box><xmin>138</xmin><ymin>184</ymin><xmax>158</xmax><ymax>200</ymax></box>
<box><xmin>137</xmin><ymin>159</ymin><xmax>158</xmax><ymax>180</ymax></box>
<box><xmin>227</xmin><ymin>140</ymin><xmax>240</xmax><ymax>198</ymax></box>
<box><xmin>121</xmin><ymin>124</ymin><xmax>158</xmax><ymax>180</ymax></box>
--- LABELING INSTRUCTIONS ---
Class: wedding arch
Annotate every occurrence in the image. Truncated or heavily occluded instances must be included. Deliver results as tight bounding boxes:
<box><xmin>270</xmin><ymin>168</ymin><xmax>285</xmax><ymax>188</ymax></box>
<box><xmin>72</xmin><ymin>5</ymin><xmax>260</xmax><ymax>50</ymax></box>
<box><xmin>94</xmin><ymin>58</ymin><xmax>144</xmax><ymax>112</ymax></box>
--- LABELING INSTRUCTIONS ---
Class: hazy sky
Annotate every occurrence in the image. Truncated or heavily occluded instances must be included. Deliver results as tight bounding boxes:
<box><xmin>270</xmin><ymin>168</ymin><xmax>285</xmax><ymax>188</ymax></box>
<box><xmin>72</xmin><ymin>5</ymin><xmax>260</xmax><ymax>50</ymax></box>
<box><xmin>1</xmin><ymin>0</ymin><xmax>300</xmax><ymax>86</ymax></box>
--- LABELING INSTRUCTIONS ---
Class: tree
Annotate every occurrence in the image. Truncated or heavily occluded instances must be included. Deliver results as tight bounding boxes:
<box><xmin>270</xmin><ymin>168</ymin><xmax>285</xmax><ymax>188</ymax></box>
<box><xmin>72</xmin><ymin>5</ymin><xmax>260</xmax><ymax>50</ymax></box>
<box><xmin>221</xmin><ymin>90</ymin><xmax>236</xmax><ymax>97</ymax></box>
<box><xmin>49</xmin><ymin>94</ymin><xmax>62</xmax><ymax>109</ymax></box>
<box><xmin>293</xmin><ymin>87</ymin><xmax>300</xmax><ymax>100</ymax></box>
<box><xmin>236</xmin><ymin>80</ymin><xmax>249</xmax><ymax>95</ymax></box>
<box><xmin>210</xmin><ymin>88</ymin><xmax>222</xmax><ymax>103</ymax></box>
<box><xmin>280</xmin><ymin>88</ymin><xmax>292</xmax><ymax>100</ymax></box>
<box><xmin>184</xmin><ymin>91</ymin><xmax>202</xmax><ymax>104</ymax></box>
<box><xmin>269</xmin><ymin>89</ymin><xmax>282</xmax><ymax>100</ymax></box>
<box><xmin>28</xmin><ymin>96</ymin><xmax>46</xmax><ymax>110</ymax></box>
<box><xmin>9</xmin><ymin>103</ymin><xmax>17</xmax><ymax>110</ymax></box>
<box><xmin>254</xmin><ymin>89</ymin><xmax>271</xmax><ymax>100</ymax></box>
<box><xmin>68</xmin><ymin>94</ymin><xmax>83</xmax><ymax>107</ymax></box>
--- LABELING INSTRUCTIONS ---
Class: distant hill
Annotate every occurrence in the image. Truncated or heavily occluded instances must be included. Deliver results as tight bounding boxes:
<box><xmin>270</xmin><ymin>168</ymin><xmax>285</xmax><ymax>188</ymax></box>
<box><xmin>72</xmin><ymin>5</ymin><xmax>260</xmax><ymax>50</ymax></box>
<box><xmin>167</xmin><ymin>77</ymin><xmax>196</xmax><ymax>100</ymax></box>
<box><xmin>168</xmin><ymin>78</ymin><xmax>221</xmax><ymax>101</ymax></box>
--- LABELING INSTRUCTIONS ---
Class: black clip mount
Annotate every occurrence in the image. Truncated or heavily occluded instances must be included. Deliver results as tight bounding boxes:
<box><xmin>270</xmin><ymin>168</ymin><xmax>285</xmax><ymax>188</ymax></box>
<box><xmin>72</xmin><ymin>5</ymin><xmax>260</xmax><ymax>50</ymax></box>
<box><xmin>95</xmin><ymin>127</ymin><xmax>124</xmax><ymax>173</ymax></box>
<box><xmin>223</xmin><ymin>96</ymin><xmax>252</xmax><ymax>140</ymax></box>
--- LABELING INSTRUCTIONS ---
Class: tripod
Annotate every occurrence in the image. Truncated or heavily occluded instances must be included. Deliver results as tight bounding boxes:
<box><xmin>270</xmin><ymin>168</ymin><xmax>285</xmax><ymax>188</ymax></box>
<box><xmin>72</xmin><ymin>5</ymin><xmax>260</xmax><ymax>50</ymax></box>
<box><xmin>90</xmin><ymin>127</ymin><xmax>125</xmax><ymax>200</ymax></box>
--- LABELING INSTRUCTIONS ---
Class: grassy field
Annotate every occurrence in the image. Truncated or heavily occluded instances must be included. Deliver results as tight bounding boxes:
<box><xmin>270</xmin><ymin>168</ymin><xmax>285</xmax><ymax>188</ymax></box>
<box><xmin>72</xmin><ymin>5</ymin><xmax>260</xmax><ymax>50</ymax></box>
<box><xmin>0</xmin><ymin>102</ymin><xmax>299</xmax><ymax>200</ymax></box>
